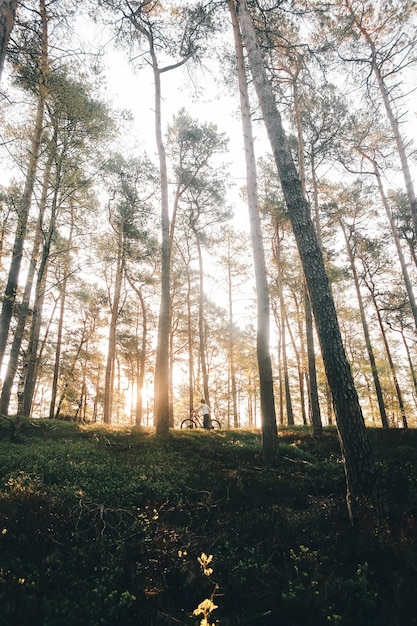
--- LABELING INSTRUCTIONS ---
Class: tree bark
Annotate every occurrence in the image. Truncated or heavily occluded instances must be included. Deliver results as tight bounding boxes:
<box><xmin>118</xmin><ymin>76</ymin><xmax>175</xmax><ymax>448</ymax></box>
<box><xmin>236</xmin><ymin>0</ymin><xmax>380</xmax><ymax>519</ymax></box>
<box><xmin>0</xmin><ymin>185</ymin><xmax>44</xmax><ymax>415</ymax></box>
<box><xmin>229</xmin><ymin>0</ymin><xmax>278</xmax><ymax>465</ymax></box>
<box><xmin>293</xmin><ymin>78</ymin><xmax>323</xmax><ymax>438</ymax></box>
<box><xmin>151</xmin><ymin>50</ymin><xmax>171</xmax><ymax>439</ymax></box>
<box><xmin>0</xmin><ymin>0</ymin><xmax>48</xmax><ymax>368</ymax></box>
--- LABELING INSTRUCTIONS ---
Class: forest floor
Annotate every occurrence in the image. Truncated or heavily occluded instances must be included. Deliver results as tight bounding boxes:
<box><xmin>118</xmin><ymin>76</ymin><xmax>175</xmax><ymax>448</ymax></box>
<box><xmin>0</xmin><ymin>420</ymin><xmax>417</xmax><ymax>626</ymax></box>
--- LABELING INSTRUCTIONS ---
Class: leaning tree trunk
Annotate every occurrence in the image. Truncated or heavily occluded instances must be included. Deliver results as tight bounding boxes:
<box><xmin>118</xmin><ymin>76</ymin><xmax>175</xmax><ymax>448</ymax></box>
<box><xmin>375</xmin><ymin>62</ymin><xmax>416</xmax><ymax>228</ymax></box>
<box><xmin>0</xmin><ymin>198</ymin><xmax>43</xmax><ymax>415</ymax></box>
<box><xmin>229</xmin><ymin>0</ymin><xmax>278</xmax><ymax>465</ymax></box>
<box><xmin>0</xmin><ymin>130</ymin><xmax>56</xmax><ymax>415</ymax></box>
<box><xmin>236</xmin><ymin>0</ymin><xmax>380</xmax><ymax>521</ymax></box>
<box><xmin>0</xmin><ymin>0</ymin><xmax>48</xmax><ymax>368</ymax></box>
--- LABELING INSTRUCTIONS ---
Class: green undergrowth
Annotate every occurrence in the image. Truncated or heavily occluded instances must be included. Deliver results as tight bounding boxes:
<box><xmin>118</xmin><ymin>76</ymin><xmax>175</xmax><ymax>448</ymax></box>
<box><xmin>1</xmin><ymin>420</ymin><xmax>417</xmax><ymax>625</ymax></box>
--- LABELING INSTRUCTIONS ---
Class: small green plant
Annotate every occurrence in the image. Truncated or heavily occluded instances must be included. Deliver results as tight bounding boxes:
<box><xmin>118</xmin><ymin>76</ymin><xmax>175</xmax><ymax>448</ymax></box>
<box><xmin>193</xmin><ymin>553</ymin><xmax>219</xmax><ymax>626</ymax></box>
<box><xmin>282</xmin><ymin>545</ymin><xmax>321</xmax><ymax>602</ymax></box>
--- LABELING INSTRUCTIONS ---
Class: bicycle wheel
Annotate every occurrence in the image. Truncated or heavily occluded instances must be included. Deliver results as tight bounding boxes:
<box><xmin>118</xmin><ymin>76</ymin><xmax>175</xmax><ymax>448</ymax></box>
<box><xmin>210</xmin><ymin>419</ymin><xmax>221</xmax><ymax>430</ymax></box>
<box><xmin>181</xmin><ymin>418</ymin><xmax>197</xmax><ymax>429</ymax></box>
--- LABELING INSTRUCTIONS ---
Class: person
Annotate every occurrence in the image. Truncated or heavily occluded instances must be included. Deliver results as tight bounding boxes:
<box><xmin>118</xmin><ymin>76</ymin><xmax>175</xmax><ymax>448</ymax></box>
<box><xmin>199</xmin><ymin>398</ymin><xmax>211</xmax><ymax>430</ymax></box>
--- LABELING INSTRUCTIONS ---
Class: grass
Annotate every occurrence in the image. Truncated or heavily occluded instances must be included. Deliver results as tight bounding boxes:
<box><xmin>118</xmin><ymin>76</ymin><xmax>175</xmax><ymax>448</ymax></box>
<box><xmin>0</xmin><ymin>420</ymin><xmax>417</xmax><ymax>625</ymax></box>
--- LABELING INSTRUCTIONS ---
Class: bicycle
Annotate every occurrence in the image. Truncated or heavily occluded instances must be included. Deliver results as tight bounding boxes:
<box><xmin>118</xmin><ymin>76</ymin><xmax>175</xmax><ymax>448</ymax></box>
<box><xmin>180</xmin><ymin>410</ymin><xmax>221</xmax><ymax>430</ymax></box>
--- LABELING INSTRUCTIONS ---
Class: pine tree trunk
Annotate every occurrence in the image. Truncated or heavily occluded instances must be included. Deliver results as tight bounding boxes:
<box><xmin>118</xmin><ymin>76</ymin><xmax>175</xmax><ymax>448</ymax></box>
<box><xmin>125</xmin><ymin>272</ymin><xmax>148</xmax><ymax>427</ymax></box>
<box><xmin>273</xmin><ymin>224</ymin><xmax>294</xmax><ymax>425</ymax></box>
<box><xmin>227</xmin><ymin>241</ymin><xmax>239</xmax><ymax>428</ymax></box>
<box><xmin>49</xmin><ymin>207</ymin><xmax>74</xmax><ymax>420</ymax></box>
<box><xmin>230</xmin><ymin>0</ymin><xmax>278</xmax><ymax>465</ymax></box>
<box><xmin>18</xmin><ymin>261</ymin><xmax>48</xmax><ymax>418</ymax></box>
<box><xmin>186</xmin><ymin>263</ymin><xmax>194</xmax><ymax>414</ymax></box>
<box><xmin>341</xmin><ymin>221</ymin><xmax>389</xmax><ymax>428</ymax></box>
<box><xmin>285</xmin><ymin>304</ymin><xmax>307</xmax><ymax>426</ymax></box>
<box><xmin>125</xmin><ymin>10</ymin><xmax>195</xmax><ymax>436</ymax></box>
<box><xmin>368</xmin><ymin>287</ymin><xmax>408</xmax><ymax>429</ymax></box>
<box><xmin>0</xmin><ymin>212</ymin><xmax>42</xmax><ymax>415</ymax></box>
<box><xmin>19</xmin><ymin>112</ymin><xmax>59</xmax><ymax>419</ymax></box>
<box><xmin>0</xmin><ymin>0</ymin><xmax>48</xmax><ymax>368</ymax></box>
<box><xmin>194</xmin><ymin>230</ymin><xmax>209</xmax><ymax>406</ymax></box>
<box><xmin>236</xmin><ymin>0</ymin><xmax>380</xmax><ymax>519</ymax></box>
<box><xmin>103</xmin><ymin>227</ymin><xmax>124</xmax><ymax>424</ymax></box>
<box><xmin>136</xmin><ymin>289</ymin><xmax>147</xmax><ymax>426</ymax></box>
<box><xmin>293</xmin><ymin>79</ymin><xmax>323</xmax><ymax>437</ymax></box>
<box><xmin>152</xmin><ymin>58</ymin><xmax>171</xmax><ymax>439</ymax></box>
<box><xmin>169</xmin><ymin>316</ymin><xmax>174</xmax><ymax>428</ymax></box>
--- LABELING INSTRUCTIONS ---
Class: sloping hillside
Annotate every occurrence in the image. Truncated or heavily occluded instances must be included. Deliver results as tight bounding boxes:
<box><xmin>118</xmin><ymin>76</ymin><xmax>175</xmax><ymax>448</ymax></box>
<box><xmin>1</xmin><ymin>421</ymin><xmax>416</xmax><ymax>625</ymax></box>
